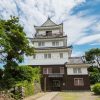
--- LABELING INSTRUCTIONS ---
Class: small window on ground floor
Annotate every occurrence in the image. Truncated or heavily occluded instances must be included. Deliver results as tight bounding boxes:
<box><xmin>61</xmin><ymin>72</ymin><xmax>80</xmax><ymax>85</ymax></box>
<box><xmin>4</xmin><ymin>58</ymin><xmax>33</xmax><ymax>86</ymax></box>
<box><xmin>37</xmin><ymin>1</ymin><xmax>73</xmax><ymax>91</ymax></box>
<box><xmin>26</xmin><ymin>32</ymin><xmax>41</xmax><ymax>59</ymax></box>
<box><xmin>60</xmin><ymin>67</ymin><xmax>64</xmax><ymax>74</ymax></box>
<box><xmin>43</xmin><ymin>68</ymin><xmax>52</xmax><ymax>74</ymax></box>
<box><xmin>74</xmin><ymin>78</ymin><xmax>84</xmax><ymax>86</ymax></box>
<box><xmin>48</xmin><ymin>68</ymin><xmax>52</xmax><ymax>74</ymax></box>
<box><xmin>33</xmin><ymin>54</ymin><xmax>36</xmax><ymax>59</ymax></box>
<box><xmin>43</xmin><ymin>68</ymin><xmax>48</xmax><ymax>74</ymax></box>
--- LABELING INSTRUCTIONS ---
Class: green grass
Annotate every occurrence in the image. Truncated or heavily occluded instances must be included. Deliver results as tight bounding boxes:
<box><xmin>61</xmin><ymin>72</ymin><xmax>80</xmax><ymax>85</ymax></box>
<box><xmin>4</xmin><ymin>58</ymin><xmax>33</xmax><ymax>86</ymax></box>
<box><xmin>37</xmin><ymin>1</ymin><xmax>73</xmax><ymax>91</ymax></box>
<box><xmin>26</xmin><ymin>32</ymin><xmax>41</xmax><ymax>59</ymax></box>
<box><xmin>60</xmin><ymin>92</ymin><xmax>80</xmax><ymax>100</ymax></box>
<box><xmin>96</xmin><ymin>98</ymin><xmax>100</xmax><ymax>100</ymax></box>
<box><xmin>59</xmin><ymin>92</ymin><xmax>100</xmax><ymax>100</ymax></box>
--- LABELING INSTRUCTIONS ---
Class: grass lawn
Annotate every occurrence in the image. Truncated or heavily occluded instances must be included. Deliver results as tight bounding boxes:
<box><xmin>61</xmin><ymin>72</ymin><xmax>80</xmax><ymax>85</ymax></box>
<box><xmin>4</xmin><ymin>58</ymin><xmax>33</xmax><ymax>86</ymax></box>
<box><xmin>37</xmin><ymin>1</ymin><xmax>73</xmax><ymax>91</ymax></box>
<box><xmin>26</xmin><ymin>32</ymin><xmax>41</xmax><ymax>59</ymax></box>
<box><xmin>96</xmin><ymin>98</ymin><xmax>100</xmax><ymax>100</ymax></box>
<box><xmin>59</xmin><ymin>91</ymin><xmax>100</xmax><ymax>100</ymax></box>
<box><xmin>60</xmin><ymin>92</ymin><xmax>79</xmax><ymax>100</ymax></box>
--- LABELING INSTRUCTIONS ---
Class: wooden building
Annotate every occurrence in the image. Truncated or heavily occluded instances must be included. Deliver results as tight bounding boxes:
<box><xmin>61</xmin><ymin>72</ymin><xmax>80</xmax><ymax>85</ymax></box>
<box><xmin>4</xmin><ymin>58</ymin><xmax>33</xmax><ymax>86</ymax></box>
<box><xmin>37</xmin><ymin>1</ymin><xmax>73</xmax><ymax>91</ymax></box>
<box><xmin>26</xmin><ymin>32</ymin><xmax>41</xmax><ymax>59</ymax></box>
<box><xmin>28</xmin><ymin>18</ymin><xmax>90</xmax><ymax>91</ymax></box>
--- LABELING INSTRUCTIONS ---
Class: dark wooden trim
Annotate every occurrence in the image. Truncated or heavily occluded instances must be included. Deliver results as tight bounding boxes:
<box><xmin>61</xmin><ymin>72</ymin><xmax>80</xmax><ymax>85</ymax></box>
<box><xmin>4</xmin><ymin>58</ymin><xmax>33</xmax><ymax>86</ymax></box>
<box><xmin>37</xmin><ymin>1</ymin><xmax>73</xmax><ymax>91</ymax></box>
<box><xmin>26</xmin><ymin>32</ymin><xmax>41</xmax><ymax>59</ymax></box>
<box><xmin>31</xmin><ymin>65</ymin><xmax>90</xmax><ymax>91</ymax></box>
<box><xmin>66</xmin><ymin>75</ymin><xmax>90</xmax><ymax>90</ymax></box>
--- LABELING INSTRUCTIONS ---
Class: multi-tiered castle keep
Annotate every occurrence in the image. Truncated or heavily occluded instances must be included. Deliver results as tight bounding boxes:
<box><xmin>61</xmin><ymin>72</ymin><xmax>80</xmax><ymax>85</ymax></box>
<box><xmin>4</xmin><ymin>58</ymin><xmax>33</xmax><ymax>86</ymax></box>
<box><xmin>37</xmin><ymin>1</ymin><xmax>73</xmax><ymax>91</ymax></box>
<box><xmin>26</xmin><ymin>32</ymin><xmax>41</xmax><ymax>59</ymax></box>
<box><xmin>28</xmin><ymin>18</ymin><xmax>90</xmax><ymax>91</ymax></box>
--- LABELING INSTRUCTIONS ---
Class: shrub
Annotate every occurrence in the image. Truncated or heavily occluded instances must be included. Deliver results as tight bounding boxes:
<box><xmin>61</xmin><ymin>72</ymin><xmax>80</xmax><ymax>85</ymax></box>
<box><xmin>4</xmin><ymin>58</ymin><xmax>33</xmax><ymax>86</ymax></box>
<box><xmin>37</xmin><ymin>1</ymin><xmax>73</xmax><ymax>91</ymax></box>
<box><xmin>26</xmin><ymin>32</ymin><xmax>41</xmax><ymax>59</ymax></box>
<box><xmin>16</xmin><ymin>80</ymin><xmax>34</xmax><ymax>97</ymax></box>
<box><xmin>90</xmin><ymin>72</ymin><xmax>100</xmax><ymax>84</ymax></box>
<box><xmin>0</xmin><ymin>66</ymin><xmax>41</xmax><ymax>99</ymax></box>
<box><xmin>92</xmin><ymin>83</ymin><xmax>100</xmax><ymax>95</ymax></box>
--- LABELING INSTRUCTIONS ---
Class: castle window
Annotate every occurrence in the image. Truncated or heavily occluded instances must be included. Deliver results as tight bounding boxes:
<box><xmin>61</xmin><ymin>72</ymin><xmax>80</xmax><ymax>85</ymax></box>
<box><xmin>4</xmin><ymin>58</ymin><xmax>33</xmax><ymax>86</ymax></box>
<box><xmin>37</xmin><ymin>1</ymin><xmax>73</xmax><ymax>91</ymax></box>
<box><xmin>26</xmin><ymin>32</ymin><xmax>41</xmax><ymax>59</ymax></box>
<box><xmin>60</xmin><ymin>53</ymin><xmax>63</xmax><ymax>58</ymax></box>
<box><xmin>43</xmin><ymin>68</ymin><xmax>48</xmax><ymax>74</ymax></box>
<box><xmin>74</xmin><ymin>78</ymin><xmax>84</xmax><ymax>86</ymax></box>
<box><xmin>43</xmin><ymin>68</ymin><xmax>52</xmax><ymax>74</ymax></box>
<box><xmin>33</xmin><ymin>54</ymin><xmax>36</xmax><ymax>59</ymax></box>
<box><xmin>44</xmin><ymin>53</ymin><xmax>51</xmax><ymax>59</ymax></box>
<box><xmin>52</xmin><ymin>41</ymin><xmax>59</xmax><ymax>46</ymax></box>
<box><xmin>60</xmin><ymin>67</ymin><xmax>64</xmax><ymax>74</ymax></box>
<box><xmin>38</xmin><ymin>42</ymin><xmax>45</xmax><ymax>46</ymax></box>
<box><xmin>48</xmin><ymin>68</ymin><xmax>52</xmax><ymax>74</ymax></box>
<box><xmin>73</xmin><ymin>68</ymin><xmax>82</xmax><ymax>74</ymax></box>
<box><xmin>46</xmin><ymin>31</ymin><xmax>52</xmax><ymax>36</ymax></box>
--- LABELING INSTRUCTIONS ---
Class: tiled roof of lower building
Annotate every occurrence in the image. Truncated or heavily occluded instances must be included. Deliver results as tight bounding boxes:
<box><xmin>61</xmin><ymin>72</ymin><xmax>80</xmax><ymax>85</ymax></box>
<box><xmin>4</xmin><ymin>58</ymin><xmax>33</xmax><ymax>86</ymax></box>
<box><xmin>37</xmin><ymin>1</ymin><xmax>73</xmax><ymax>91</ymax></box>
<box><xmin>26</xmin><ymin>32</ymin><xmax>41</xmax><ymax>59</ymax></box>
<box><xmin>67</xmin><ymin>57</ymin><xmax>85</xmax><ymax>64</ymax></box>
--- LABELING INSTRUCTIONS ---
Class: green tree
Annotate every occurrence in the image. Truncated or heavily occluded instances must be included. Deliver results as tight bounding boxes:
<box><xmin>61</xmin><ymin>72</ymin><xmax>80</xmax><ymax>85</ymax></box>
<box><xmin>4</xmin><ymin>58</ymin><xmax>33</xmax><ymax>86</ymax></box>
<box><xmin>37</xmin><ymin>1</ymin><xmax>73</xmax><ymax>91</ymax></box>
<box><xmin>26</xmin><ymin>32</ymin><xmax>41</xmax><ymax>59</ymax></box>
<box><xmin>2</xmin><ymin>66</ymin><xmax>41</xmax><ymax>89</ymax></box>
<box><xmin>0</xmin><ymin>69</ymin><xmax>3</xmax><ymax>79</ymax></box>
<box><xmin>0</xmin><ymin>16</ymin><xmax>34</xmax><ymax>68</ymax></box>
<box><xmin>90</xmin><ymin>72</ymin><xmax>100</xmax><ymax>84</ymax></box>
<box><xmin>85</xmin><ymin>48</ymin><xmax>100</xmax><ymax>67</ymax></box>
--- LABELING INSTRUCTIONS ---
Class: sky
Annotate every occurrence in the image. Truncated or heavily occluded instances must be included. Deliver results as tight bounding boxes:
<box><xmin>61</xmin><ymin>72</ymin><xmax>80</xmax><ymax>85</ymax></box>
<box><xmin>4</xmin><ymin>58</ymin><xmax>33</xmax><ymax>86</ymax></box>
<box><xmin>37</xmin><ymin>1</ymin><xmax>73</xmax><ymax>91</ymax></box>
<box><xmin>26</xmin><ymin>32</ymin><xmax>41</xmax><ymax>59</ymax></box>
<box><xmin>0</xmin><ymin>0</ymin><xmax>100</xmax><ymax>66</ymax></box>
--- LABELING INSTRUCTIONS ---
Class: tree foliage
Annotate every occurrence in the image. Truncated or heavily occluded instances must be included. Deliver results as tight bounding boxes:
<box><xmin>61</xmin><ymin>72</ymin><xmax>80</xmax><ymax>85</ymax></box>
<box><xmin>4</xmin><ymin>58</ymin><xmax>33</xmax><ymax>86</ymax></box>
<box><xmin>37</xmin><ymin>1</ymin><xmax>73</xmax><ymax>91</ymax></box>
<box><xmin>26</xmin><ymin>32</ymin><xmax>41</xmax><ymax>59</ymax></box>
<box><xmin>1</xmin><ymin>66</ymin><xmax>41</xmax><ymax>89</ymax></box>
<box><xmin>85</xmin><ymin>48</ymin><xmax>100</xmax><ymax>67</ymax></box>
<box><xmin>88</xmin><ymin>67</ymin><xmax>100</xmax><ymax>84</ymax></box>
<box><xmin>0</xmin><ymin>16</ymin><xmax>34</xmax><ymax>68</ymax></box>
<box><xmin>0</xmin><ymin>68</ymin><xmax>3</xmax><ymax>79</ymax></box>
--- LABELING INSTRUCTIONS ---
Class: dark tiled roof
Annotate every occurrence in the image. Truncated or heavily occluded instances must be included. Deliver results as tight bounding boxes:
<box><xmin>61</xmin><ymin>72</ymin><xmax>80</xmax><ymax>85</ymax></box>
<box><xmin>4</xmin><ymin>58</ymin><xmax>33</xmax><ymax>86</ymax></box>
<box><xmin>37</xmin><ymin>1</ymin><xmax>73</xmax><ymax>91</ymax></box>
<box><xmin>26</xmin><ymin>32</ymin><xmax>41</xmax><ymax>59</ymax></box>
<box><xmin>34</xmin><ymin>17</ymin><xmax>61</xmax><ymax>27</ymax></box>
<box><xmin>68</xmin><ymin>57</ymin><xmax>84</xmax><ymax>64</ymax></box>
<box><xmin>34</xmin><ymin>35</ymin><xmax>67</xmax><ymax>39</ymax></box>
<box><xmin>35</xmin><ymin>46</ymin><xmax>71</xmax><ymax>50</ymax></box>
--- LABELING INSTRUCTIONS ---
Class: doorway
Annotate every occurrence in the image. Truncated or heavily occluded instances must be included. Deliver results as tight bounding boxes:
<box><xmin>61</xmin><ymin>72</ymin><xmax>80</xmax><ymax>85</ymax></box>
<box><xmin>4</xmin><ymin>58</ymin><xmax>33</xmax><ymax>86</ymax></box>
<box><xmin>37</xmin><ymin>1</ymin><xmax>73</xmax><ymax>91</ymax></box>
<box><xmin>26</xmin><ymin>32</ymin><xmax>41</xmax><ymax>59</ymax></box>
<box><xmin>52</xmin><ymin>80</ymin><xmax>61</xmax><ymax>91</ymax></box>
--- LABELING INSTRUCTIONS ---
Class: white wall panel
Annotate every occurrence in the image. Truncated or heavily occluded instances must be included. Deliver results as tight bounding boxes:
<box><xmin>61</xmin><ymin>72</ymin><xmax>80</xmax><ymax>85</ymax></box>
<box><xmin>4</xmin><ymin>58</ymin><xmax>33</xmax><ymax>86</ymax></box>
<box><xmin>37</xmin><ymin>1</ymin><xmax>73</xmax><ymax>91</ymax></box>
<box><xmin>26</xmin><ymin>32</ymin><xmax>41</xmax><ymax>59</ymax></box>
<box><xmin>67</xmin><ymin>67</ymin><xmax>88</xmax><ymax>75</ymax></box>
<box><xmin>33</xmin><ymin>41</ymin><xmax>64</xmax><ymax>48</ymax></box>
<box><xmin>26</xmin><ymin>52</ymin><xmax>68</xmax><ymax>65</ymax></box>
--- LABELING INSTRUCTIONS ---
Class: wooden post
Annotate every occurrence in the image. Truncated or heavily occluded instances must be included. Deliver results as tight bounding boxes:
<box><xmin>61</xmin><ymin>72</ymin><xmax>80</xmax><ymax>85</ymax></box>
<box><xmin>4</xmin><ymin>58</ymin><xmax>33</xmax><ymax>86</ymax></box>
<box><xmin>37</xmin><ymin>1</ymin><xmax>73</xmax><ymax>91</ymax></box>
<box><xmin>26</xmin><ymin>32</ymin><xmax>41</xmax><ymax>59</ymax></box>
<box><xmin>44</xmin><ymin>77</ymin><xmax>46</xmax><ymax>92</ymax></box>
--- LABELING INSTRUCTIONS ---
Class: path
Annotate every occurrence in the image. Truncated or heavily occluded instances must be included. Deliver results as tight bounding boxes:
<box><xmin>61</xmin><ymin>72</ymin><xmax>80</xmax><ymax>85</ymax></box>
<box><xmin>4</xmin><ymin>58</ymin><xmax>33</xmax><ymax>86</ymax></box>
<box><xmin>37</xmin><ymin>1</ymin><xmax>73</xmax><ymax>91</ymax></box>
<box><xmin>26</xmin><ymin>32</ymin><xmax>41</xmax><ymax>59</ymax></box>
<box><xmin>36</xmin><ymin>92</ymin><xmax>58</xmax><ymax>100</ymax></box>
<box><xmin>24</xmin><ymin>92</ymin><xmax>58</xmax><ymax>100</ymax></box>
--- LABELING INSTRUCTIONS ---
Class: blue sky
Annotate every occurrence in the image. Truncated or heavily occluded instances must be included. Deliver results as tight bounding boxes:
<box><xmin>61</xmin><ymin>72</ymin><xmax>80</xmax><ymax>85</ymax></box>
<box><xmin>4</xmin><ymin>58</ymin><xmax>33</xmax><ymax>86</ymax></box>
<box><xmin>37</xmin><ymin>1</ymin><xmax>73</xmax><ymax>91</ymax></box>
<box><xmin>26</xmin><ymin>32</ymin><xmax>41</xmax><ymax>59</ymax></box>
<box><xmin>0</xmin><ymin>0</ymin><xmax>100</xmax><ymax>67</ymax></box>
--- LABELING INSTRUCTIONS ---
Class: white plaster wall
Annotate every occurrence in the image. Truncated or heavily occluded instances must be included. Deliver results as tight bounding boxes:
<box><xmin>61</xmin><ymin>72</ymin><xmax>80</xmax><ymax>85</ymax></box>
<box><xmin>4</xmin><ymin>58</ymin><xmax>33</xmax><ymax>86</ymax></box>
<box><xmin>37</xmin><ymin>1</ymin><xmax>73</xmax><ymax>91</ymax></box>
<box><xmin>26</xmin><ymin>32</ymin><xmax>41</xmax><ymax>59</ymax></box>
<box><xmin>52</xmin><ymin>29</ymin><xmax>60</xmax><ymax>34</ymax></box>
<box><xmin>26</xmin><ymin>52</ymin><xmax>68</xmax><ymax>65</ymax></box>
<box><xmin>67</xmin><ymin>67</ymin><xmax>88</xmax><ymax>75</ymax></box>
<box><xmin>38</xmin><ymin>30</ymin><xmax>45</xmax><ymax>35</ymax></box>
<box><xmin>33</xmin><ymin>41</ymin><xmax>64</xmax><ymax>48</ymax></box>
<box><xmin>38</xmin><ymin>29</ymin><xmax>60</xmax><ymax>35</ymax></box>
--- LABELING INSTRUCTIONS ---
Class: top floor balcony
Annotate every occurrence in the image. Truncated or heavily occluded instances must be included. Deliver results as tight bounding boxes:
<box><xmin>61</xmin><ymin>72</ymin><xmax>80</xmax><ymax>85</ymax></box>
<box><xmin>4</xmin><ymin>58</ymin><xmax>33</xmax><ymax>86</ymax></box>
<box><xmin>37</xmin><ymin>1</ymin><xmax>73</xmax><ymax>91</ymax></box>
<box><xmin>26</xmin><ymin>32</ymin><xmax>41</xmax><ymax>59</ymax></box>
<box><xmin>43</xmin><ymin>67</ymin><xmax>64</xmax><ymax>76</ymax></box>
<box><xmin>34</xmin><ymin>32</ymin><xmax>66</xmax><ymax>38</ymax></box>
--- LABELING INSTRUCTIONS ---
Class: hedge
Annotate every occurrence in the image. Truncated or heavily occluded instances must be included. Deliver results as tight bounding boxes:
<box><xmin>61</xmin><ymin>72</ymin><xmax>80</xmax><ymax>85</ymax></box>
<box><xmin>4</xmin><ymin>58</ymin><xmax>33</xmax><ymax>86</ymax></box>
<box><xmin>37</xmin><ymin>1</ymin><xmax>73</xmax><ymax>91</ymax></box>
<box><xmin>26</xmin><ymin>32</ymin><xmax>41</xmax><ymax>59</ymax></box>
<box><xmin>92</xmin><ymin>83</ymin><xmax>100</xmax><ymax>95</ymax></box>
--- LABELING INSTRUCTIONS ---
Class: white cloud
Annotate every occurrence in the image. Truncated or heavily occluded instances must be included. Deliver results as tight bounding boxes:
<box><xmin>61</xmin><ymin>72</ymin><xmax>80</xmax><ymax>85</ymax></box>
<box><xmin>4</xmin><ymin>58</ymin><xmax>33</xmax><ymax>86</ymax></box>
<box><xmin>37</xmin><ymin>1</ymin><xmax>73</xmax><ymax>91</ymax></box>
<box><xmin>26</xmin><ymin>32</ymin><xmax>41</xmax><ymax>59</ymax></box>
<box><xmin>0</xmin><ymin>0</ymin><xmax>99</xmax><ymax>46</ymax></box>
<box><xmin>0</xmin><ymin>0</ymin><xmax>86</xmax><ymax>35</ymax></box>
<box><xmin>90</xmin><ymin>43</ymin><xmax>100</xmax><ymax>46</ymax></box>
<box><xmin>75</xmin><ymin>34</ymin><xmax>100</xmax><ymax>45</ymax></box>
<box><xmin>92</xmin><ymin>22</ymin><xmax>100</xmax><ymax>33</ymax></box>
<box><xmin>90</xmin><ymin>40</ymin><xmax>100</xmax><ymax>45</ymax></box>
<box><xmin>63</xmin><ymin>15</ymin><xmax>95</xmax><ymax>45</ymax></box>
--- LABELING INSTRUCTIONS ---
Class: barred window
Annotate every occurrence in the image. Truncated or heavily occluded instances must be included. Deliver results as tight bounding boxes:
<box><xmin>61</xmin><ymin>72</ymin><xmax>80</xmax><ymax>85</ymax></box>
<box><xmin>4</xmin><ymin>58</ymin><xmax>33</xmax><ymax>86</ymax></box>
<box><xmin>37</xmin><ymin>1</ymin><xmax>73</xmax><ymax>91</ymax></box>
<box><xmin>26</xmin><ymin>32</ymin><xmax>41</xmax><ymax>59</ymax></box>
<box><xmin>48</xmin><ymin>68</ymin><xmax>52</xmax><ymax>74</ymax></box>
<box><xmin>44</xmin><ymin>54</ymin><xmax>47</xmax><ymax>59</ymax></box>
<box><xmin>52</xmin><ymin>41</ymin><xmax>59</xmax><ymax>46</ymax></box>
<box><xmin>43</xmin><ymin>68</ymin><xmax>48</xmax><ymax>74</ymax></box>
<box><xmin>44</xmin><ymin>54</ymin><xmax>51</xmax><ymax>59</ymax></box>
<box><xmin>48</xmin><ymin>54</ymin><xmax>51</xmax><ymax>58</ymax></box>
<box><xmin>33</xmin><ymin>54</ymin><xmax>36</xmax><ymax>59</ymax></box>
<box><xmin>60</xmin><ymin>67</ymin><xmax>64</xmax><ymax>74</ymax></box>
<box><xmin>60</xmin><ymin>53</ymin><xmax>63</xmax><ymax>58</ymax></box>
<box><xmin>73</xmin><ymin>68</ymin><xmax>82</xmax><ymax>74</ymax></box>
<box><xmin>74</xmin><ymin>78</ymin><xmax>84</xmax><ymax>86</ymax></box>
<box><xmin>43</xmin><ymin>68</ymin><xmax>52</xmax><ymax>74</ymax></box>
<box><xmin>38</xmin><ymin>42</ymin><xmax>45</xmax><ymax>46</ymax></box>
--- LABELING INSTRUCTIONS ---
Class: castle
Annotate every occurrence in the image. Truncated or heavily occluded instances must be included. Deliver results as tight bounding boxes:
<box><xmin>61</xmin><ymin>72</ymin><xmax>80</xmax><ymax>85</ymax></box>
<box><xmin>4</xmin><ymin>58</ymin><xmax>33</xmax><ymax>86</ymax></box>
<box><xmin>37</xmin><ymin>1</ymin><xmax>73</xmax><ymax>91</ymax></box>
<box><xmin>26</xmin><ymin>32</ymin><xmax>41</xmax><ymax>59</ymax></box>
<box><xmin>28</xmin><ymin>18</ymin><xmax>90</xmax><ymax>91</ymax></box>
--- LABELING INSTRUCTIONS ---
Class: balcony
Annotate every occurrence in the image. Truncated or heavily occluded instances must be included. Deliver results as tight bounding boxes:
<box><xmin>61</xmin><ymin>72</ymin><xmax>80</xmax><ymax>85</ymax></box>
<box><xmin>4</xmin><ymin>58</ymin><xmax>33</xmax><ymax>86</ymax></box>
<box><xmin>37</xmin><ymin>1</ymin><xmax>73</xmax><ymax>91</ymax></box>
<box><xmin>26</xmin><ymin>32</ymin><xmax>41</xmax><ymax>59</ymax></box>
<box><xmin>48</xmin><ymin>73</ymin><xmax>64</xmax><ymax>78</ymax></box>
<box><xmin>35</xmin><ymin>32</ymin><xmax>66</xmax><ymax>38</ymax></box>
